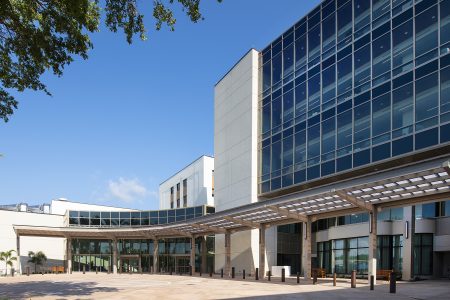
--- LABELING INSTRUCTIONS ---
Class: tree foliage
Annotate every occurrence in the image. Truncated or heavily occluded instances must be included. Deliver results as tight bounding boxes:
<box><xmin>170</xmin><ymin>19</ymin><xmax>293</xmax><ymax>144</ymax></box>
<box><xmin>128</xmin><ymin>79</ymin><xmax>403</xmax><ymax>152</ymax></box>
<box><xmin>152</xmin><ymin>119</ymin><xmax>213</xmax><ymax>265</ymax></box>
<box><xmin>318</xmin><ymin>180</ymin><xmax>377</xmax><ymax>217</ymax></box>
<box><xmin>27</xmin><ymin>250</ymin><xmax>47</xmax><ymax>273</ymax></box>
<box><xmin>0</xmin><ymin>249</ymin><xmax>17</xmax><ymax>276</ymax></box>
<box><xmin>0</xmin><ymin>0</ymin><xmax>220</xmax><ymax>122</ymax></box>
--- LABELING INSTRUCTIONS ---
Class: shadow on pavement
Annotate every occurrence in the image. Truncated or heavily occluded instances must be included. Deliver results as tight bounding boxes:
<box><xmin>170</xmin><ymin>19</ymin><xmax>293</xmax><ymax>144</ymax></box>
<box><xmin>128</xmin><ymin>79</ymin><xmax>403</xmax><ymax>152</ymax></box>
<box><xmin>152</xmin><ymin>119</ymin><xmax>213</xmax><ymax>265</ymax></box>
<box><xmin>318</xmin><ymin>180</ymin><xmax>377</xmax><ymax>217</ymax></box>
<box><xmin>0</xmin><ymin>280</ymin><xmax>119</xmax><ymax>299</ymax></box>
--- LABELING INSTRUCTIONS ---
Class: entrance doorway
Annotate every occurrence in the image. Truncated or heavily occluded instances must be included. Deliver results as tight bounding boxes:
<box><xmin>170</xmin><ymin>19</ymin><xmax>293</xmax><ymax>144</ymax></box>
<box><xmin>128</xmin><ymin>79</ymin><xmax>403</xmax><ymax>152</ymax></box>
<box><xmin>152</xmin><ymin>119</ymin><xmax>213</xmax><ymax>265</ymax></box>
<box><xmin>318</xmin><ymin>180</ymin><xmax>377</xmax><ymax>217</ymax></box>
<box><xmin>120</xmin><ymin>256</ymin><xmax>139</xmax><ymax>273</ymax></box>
<box><xmin>176</xmin><ymin>256</ymin><xmax>190</xmax><ymax>274</ymax></box>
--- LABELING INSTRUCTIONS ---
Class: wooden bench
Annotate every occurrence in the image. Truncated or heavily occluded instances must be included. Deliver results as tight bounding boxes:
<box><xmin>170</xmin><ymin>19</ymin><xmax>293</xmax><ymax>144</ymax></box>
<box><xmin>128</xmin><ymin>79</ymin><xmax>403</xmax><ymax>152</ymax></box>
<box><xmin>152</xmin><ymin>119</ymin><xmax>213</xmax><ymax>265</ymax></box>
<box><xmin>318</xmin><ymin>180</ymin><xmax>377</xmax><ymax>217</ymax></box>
<box><xmin>377</xmin><ymin>269</ymin><xmax>393</xmax><ymax>281</ymax></box>
<box><xmin>312</xmin><ymin>268</ymin><xmax>326</xmax><ymax>278</ymax></box>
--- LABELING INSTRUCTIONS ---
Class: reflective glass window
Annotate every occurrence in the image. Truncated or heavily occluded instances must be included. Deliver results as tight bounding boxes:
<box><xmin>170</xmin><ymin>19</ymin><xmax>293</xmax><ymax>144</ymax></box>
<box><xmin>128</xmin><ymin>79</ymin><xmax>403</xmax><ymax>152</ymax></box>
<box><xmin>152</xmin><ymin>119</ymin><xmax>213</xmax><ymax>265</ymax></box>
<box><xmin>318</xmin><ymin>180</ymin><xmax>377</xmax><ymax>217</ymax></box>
<box><xmin>393</xmin><ymin>19</ymin><xmax>413</xmax><ymax>68</ymax></box>
<box><xmin>354</xmin><ymin>0</ymin><xmax>371</xmax><ymax>36</ymax></box>
<box><xmin>322</xmin><ymin>65</ymin><xmax>336</xmax><ymax>104</ymax></box>
<box><xmin>372</xmin><ymin>33</ymin><xmax>391</xmax><ymax>78</ymax></box>
<box><xmin>283</xmin><ymin>44</ymin><xmax>294</xmax><ymax>76</ymax></box>
<box><xmin>271</xmin><ymin>141</ymin><xmax>282</xmax><ymax>172</ymax></box>
<box><xmin>372</xmin><ymin>93</ymin><xmax>391</xmax><ymax>136</ymax></box>
<box><xmin>262</xmin><ymin>104</ymin><xmax>271</xmax><ymax>133</ymax></box>
<box><xmin>415</xmin><ymin>72</ymin><xmax>439</xmax><ymax>124</ymax></box>
<box><xmin>354</xmin><ymin>102</ymin><xmax>371</xmax><ymax>143</ymax></box>
<box><xmin>337</xmin><ymin>110</ymin><xmax>353</xmax><ymax>149</ymax></box>
<box><xmin>294</xmin><ymin>130</ymin><xmax>307</xmax><ymax>164</ymax></box>
<box><xmin>337</xmin><ymin>1</ymin><xmax>352</xmax><ymax>47</ymax></box>
<box><xmin>295</xmin><ymin>82</ymin><xmax>307</xmax><ymax>117</ymax></box>
<box><xmin>295</xmin><ymin>34</ymin><xmax>307</xmax><ymax>68</ymax></box>
<box><xmin>283</xmin><ymin>89</ymin><xmax>294</xmax><ymax>122</ymax></box>
<box><xmin>263</xmin><ymin>62</ymin><xmax>271</xmax><ymax>91</ymax></box>
<box><xmin>322</xmin><ymin>14</ymin><xmax>336</xmax><ymax>52</ymax></box>
<box><xmin>415</xmin><ymin>5</ymin><xmax>438</xmax><ymax>58</ymax></box>
<box><xmin>354</xmin><ymin>44</ymin><xmax>371</xmax><ymax>87</ymax></box>
<box><xmin>308</xmin><ymin>74</ymin><xmax>321</xmax><ymax>111</ymax></box>
<box><xmin>272</xmin><ymin>53</ymin><xmax>282</xmax><ymax>84</ymax></box>
<box><xmin>337</xmin><ymin>55</ymin><xmax>353</xmax><ymax>95</ymax></box>
<box><xmin>272</xmin><ymin>96</ymin><xmax>282</xmax><ymax>128</ymax></box>
<box><xmin>283</xmin><ymin>135</ymin><xmax>294</xmax><ymax>168</ymax></box>
<box><xmin>321</xmin><ymin>117</ymin><xmax>336</xmax><ymax>156</ymax></box>
<box><xmin>441</xmin><ymin>67</ymin><xmax>450</xmax><ymax>116</ymax></box>
<box><xmin>307</xmin><ymin>124</ymin><xmax>321</xmax><ymax>160</ymax></box>
<box><xmin>392</xmin><ymin>83</ymin><xmax>413</xmax><ymax>131</ymax></box>
<box><xmin>308</xmin><ymin>25</ymin><xmax>321</xmax><ymax>61</ymax></box>
<box><xmin>372</xmin><ymin>0</ymin><xmax>390</xmax><ymax>22</ymax></box>
<box><xmin>441</xmin><ymin>0</ymin><xmax>450</xmax><ymax>45</ymax></box>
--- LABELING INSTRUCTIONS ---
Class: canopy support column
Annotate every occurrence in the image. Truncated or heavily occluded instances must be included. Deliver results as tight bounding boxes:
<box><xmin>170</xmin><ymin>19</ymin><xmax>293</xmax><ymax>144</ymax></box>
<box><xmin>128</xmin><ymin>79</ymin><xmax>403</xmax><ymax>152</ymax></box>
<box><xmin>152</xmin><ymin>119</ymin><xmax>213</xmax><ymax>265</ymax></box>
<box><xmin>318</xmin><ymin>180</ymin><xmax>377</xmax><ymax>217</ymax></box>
<box><xmin>259</xmin><ymin>225</ymin><xmax>266</xmax><ymax>279</ymax></box>
<box><xmin>302</xmin><ymin>218</ymin><xmax>312</xmax><ymax>280</ymax></box>
<box><xmin>369</xmin><ymin>209</ymin><xmax>378</xmax><ymax>284</ymax></box>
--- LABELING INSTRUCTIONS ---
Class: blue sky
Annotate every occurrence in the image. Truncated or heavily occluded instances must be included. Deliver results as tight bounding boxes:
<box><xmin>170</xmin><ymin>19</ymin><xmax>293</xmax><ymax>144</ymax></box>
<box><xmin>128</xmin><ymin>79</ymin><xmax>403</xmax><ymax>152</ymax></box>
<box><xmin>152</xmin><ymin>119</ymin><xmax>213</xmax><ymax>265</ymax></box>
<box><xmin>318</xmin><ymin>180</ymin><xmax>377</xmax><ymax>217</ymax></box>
<box><xmin>0</xmin><ymin>0</ymin><xmax>321</xmax><ymax>210</ymax></box>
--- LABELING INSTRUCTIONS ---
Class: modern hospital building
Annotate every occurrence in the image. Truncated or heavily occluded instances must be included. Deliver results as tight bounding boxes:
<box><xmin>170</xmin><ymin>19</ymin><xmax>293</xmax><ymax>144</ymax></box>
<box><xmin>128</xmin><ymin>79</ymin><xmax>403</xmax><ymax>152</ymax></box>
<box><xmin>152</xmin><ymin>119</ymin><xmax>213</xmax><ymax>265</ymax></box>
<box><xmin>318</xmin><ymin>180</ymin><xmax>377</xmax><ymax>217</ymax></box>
<box><xmin>1</xmin><ymin>0</ymin><xmax>450</xmax><ymax>281</ymax></box>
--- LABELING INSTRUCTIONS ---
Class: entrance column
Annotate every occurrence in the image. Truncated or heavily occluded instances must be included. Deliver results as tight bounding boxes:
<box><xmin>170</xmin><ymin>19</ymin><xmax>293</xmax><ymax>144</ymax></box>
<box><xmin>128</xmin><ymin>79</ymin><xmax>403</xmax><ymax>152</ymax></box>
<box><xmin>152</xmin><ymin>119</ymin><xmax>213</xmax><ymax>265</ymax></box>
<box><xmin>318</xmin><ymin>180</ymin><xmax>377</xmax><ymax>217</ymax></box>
<box><xmin>201</xmin><ymin>236</ymin><xmax>207</xmax><ymax>273</ymax></box>
<box><xmin>16</xmin><ymin>234</ymin><xmax>21</xmax><ymax>275</ymax></box>
<box><xmin>225</xmin><ymin>231</ymin><xmax>231</xmax><ymax>277</ymax></box>
<box><xmin>153</xmin><ymin>239</ymin><xmax>159</xmax><ymax>273</ymax></box>
<box><xmin>259</xmin><ymin>225</ymin><xmax>266</xmax><ymax>279</ymax></box>
<box><xmin>112</xmin><ymin>239</ymin><xmax>118</xmax><ymax>274</ymax></box>
<box><xmin>402</xmin><ymin>206</ymin><xmax>414</xmax><ymax>280</ymax></box>
<box><xmin>190</xmin><ymin>236</ymin><xmax>196</xmax><ymax>273</ymax></box>
<box><xmin>301</xmin><ymin>218</ymin><xmax>312</xmax><ymax>280</ymax></box>
<box><xmin>67</xmin><ymin>237</ymin><xmax>72</xmax><ymax>274</ymax></box>
<box><xmin>368</xmin><ymin>209</ymin><xmax>378</xmax><ymax>284</ymax></box>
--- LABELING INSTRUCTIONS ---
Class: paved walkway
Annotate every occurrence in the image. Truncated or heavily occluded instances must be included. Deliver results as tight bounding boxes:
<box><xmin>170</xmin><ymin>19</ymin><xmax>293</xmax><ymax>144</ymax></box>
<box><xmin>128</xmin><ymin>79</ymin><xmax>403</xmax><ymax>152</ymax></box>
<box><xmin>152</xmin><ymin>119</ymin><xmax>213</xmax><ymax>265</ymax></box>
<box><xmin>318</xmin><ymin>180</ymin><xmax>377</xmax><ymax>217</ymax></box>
<box><xmin>0</xmin><ymin>273</ymin><xmax>449</xmax><ymax>299</ymax></box>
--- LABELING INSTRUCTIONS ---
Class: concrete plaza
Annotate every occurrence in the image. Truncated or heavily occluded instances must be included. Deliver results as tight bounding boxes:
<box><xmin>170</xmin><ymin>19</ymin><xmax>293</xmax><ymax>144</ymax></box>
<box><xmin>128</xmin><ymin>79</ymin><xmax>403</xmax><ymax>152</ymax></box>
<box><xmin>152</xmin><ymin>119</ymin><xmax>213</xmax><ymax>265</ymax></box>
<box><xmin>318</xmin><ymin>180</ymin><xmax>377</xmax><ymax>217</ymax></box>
<box><xmin>0</xmin><ymin>273</ymin><xmax>449</xmax><ymax>300</ymax></box>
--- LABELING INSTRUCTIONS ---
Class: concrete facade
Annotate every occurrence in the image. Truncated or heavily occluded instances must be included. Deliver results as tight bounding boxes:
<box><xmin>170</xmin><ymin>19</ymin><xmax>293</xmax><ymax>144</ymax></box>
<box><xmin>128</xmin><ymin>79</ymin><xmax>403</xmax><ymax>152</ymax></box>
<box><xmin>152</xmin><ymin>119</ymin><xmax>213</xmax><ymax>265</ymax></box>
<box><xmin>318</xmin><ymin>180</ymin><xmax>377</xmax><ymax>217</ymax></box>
<box><xmin>159</xmin><ymin>156</ymin><xmax>214</xmax><ymax>210</ymax></box>
<box><xmin>214</xmin><ymin>49</ymin><xmax>263</xmax><ymax>274</ymax></box>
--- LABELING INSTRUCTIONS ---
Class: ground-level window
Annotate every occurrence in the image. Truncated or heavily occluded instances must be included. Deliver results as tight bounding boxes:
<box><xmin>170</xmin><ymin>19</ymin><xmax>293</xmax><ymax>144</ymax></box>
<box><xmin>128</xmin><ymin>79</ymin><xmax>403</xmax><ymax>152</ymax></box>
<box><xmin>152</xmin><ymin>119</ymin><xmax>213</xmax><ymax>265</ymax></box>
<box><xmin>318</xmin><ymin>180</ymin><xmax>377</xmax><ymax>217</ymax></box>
<box><xmin>413</xmin><ymin>233</ymin><xmax>433</xmax><ymax>275</ymax></box>
<box><xmin>377</xmin><ymin>235</ymin><xmax>403</xmax><ymax>272</ymax></box>
<box><xmin>333</xmin><ymin>236</ymin><xmax>368</xmax><ymax>275</ymax></box>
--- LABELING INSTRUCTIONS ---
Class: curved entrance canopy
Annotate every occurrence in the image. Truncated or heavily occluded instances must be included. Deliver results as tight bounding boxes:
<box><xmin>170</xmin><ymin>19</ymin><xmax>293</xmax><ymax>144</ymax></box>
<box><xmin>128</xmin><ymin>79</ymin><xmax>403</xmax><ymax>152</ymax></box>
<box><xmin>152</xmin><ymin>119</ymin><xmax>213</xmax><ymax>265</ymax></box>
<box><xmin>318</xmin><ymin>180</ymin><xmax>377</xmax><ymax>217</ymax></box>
<box><xmin>14</xmin><ymin>157</ymin><xmax>450</xmax><ymax>239</ymax></box>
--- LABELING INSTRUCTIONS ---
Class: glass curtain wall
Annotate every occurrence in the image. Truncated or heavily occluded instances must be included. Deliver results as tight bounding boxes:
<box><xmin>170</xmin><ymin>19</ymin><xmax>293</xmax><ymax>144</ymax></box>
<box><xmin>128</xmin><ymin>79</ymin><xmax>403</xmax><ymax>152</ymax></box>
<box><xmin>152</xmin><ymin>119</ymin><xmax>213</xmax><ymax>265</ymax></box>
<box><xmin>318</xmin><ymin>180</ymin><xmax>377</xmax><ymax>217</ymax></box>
<box><xmin>333</xmin><ymin>236</ymin><xmax>368</xmax><ymax>275</ymax></box>
<box><xmin>377</xmin><ymin>235</ymin><xmax>403</xmax><ymax>272</ymax></box>
<box><xmin>259</xmin><ymin>0</ymin><xmax>450</xmax><ymax>194</ymax></box>
<box><xmin>71</xmin><ymin>239</ymin><xmax>112</xmax><ymax>272</ymax></box>
<box><xmin>413</xmin><ymin>233</ymin><xmax>433</xmax><ymax>275</ymax></box>
<box><xmin>277</xmin><ymin>223</ymin><xmax>302</xmax><ymax>274</ymax></box>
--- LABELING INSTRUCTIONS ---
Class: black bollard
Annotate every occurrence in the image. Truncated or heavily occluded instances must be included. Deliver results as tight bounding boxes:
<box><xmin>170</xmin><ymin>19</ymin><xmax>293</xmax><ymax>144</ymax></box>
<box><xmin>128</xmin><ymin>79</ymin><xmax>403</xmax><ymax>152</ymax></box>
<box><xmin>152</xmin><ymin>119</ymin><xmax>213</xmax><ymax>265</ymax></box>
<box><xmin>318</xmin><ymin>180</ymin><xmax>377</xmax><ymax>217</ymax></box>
<box><xmin>210</xmin><ymin>268</ymin><xmax>212</xmax><ymax>277</ymax></box>
<box><xmin>281</xmin><ymin>268</ymin><xmax>285</xmax><ymax>282</ymax></box>
<box><xmin>170</xmin><ymin>267</ymin><xmax>172</xmax><ymax>275</ymax></box>
<box><xmin>200</xmin><ymin>270</ymin><xmax>202</xmax><ymax>277</ymax></box>
<box><xmin>333</xmin><ymin>272</ymin><xmax>337</xmax><ymax>286</ymax></box>
<box><xmin>231</xmin><ymin>267</ymin><xmax>235</xmax><ymax>279</ymax></box>
<box><xmin>243</xmin><ymin>269</ymin><xmax>246</xmax><ymax>280</ymax></box>
<box><xmin>351</xmin><ymin>270</ymin><xmax>356</xmax><ymax>288</ymax></box>
<box><xmin>221</xmin><ymin>268</ymin><xmax>223</xmax><ymax>278</ymax></box>
<box><xmin>389</xmin><ymin>272</ymin><xmax>396</xmax><ymax>294</ymax></box>
<box><xmin>297</xmin><ymin>272</ymin><xmax>300</xmax><ymax>284</ymax></box>
<box><xmin>313</xmin><ymin>270</ymin><xmax>317</xmax><ymax>285</ymax></box>
<box><xmin>268</xmin><ymin>270</ymin><xmax>271</xmax><ymax>281</ymax></box>
<box><xmin>256</xmin><ymin>268</ymin><xmax>259</xmax><ymax>280</ymax></box>
<box><xmin>370</xmin><ymin>275</ymin><xmax>374</xmax><ymax>290</ymax></box>
<box><xmin>83</xmin><ymin>265</ymin><xmax>86</xmax><ymax>274</ymax></box>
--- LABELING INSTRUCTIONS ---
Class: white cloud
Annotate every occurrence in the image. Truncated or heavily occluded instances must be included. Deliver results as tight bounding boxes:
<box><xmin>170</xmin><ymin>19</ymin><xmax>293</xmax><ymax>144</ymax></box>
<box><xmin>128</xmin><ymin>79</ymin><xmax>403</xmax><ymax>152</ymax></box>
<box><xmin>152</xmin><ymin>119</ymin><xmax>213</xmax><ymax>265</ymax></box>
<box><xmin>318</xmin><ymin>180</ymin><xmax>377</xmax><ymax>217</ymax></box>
<box><xmin>108</xmin><ymin>177</ymin><xmax>149</xmax><ymax>203</ymax></box>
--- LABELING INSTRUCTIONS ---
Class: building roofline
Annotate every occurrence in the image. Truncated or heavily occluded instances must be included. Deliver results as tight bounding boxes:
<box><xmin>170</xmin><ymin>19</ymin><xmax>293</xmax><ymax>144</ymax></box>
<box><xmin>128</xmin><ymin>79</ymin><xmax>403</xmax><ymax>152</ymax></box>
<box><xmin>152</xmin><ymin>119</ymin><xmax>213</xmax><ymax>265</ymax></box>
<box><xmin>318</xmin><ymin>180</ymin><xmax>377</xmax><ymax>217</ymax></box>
<box><xmin>214</xmin><ymin>48</ymin><xmax>258</xmax><ymax>87</ymax></box>
<box><xmin>159</xmin><ymin>155</ymin><xmax>214</xmax><ymax>186</ymax></box>
<box><xmin>51</xmin><ymin>199</ymin><xmax>139</xmax><ymax>211</ymax></box>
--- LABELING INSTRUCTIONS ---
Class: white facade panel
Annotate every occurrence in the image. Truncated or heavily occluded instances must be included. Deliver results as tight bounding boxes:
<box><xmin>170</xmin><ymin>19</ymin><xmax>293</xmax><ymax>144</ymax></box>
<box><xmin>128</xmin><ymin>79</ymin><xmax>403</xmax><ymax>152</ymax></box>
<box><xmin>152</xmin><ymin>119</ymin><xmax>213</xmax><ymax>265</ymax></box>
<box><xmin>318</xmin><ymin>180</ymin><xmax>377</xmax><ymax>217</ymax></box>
<box><xmin>159</xmin><ymin>156</ymin><xmax>214</xmax><ymax>210</ymax></box>
<box><xmin>214</xmin><ymin>49</ymin><xmax>260</xmax><ymax>273</ymax></box>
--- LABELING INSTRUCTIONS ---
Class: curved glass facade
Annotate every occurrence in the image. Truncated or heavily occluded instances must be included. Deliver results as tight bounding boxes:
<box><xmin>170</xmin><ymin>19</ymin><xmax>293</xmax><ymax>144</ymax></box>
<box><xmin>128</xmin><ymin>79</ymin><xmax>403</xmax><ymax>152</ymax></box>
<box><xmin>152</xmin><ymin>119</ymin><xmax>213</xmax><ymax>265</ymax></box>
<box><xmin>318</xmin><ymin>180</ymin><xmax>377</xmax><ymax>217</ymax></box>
<box><xmin>68</xmin><ymin>205</ymin><xmax>215</xmax><ymax>227</ymax></box>
<box><xmin>259</xmin><ymin>0</ymin><xmax>450</xmax><ymax>194</ymax></box>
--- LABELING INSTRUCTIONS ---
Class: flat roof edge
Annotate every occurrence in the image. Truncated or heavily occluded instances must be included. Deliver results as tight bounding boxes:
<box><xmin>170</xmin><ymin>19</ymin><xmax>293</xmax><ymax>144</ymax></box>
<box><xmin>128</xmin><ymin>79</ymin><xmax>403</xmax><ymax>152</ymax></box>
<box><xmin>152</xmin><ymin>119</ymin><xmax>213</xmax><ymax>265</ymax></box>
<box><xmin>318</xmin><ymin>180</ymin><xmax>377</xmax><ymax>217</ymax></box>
<box><xmin>214</xmin><ymin>48</ymin><xmax>258</xmax><ymax>87</ymax></box>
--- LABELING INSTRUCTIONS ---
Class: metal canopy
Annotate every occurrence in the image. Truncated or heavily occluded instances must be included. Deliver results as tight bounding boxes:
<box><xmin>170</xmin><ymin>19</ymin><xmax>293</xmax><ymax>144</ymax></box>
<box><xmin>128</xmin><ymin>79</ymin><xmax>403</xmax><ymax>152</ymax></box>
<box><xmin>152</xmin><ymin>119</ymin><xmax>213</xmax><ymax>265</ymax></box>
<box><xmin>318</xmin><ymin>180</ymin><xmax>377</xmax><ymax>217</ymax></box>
<box><xmin>14</xmin><ymin>157</ymin><xmax>450</xmax><ymax>239</ymax></box>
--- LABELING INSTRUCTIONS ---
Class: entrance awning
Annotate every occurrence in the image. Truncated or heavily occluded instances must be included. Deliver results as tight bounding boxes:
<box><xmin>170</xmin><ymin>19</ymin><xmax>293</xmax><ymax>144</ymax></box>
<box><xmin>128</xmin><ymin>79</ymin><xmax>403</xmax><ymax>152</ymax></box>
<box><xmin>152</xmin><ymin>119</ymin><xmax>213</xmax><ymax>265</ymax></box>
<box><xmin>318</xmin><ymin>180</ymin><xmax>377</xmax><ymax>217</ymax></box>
<box><xmin>14</xmin><ymin>157</ymin><xmax>450</xmax><ymax>239</ymax></box>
